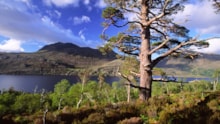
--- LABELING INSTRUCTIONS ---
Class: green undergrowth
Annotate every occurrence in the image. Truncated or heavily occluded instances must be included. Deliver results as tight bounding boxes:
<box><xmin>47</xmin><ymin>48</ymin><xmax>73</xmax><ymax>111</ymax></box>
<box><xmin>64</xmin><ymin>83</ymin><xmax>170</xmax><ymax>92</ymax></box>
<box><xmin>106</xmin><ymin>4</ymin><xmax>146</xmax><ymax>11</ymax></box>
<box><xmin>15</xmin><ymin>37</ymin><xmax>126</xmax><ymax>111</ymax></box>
<box><xmin>1</xmin><ymin>91</ymin><xmax>220</xmax><ymax>124</ymax></box>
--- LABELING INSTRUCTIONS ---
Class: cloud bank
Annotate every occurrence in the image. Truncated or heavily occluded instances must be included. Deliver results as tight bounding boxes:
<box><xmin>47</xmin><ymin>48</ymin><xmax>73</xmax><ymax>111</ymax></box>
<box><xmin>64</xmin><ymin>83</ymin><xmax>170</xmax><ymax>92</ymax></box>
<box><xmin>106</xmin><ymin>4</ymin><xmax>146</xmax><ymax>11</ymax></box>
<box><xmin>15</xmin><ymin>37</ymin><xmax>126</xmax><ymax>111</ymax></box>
<box><xmin>0</xmin><ymin>0</ymin><xmax>85</xmax><ymax>52</ymax></box>
<box><xmin>0</xmin><ymin>39</ymin><xmax>24</xmax><ymax>52</ymax></box>
<box><xmin>174</xmin><ymin>0</ymin><xmax>220</xmax><ymax>54</ymax></box>
<box><xmin>174</xmin><ymin>0</ymin><xmax>220</xmax><ymax>36</ymax></box>
<box><xmin>193</xmin><ymin>38</ymin><xmax>220</xmax><ymax>54</ymax></box>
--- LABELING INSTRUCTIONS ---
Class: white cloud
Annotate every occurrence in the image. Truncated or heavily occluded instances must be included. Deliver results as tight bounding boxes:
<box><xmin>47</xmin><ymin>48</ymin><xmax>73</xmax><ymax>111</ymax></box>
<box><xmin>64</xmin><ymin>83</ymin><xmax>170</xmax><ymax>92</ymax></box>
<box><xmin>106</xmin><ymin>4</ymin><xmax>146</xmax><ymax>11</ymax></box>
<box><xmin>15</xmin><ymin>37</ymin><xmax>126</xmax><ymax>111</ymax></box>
<box><xmin>21</xmin><ymin>0</ymin><xmax>32</xmax><ymax>7</ymax></box>
<box><xmin>78</xmin><ymin>29</ymin><xmax>86</xmax><ymax>41</ymax></box>
<box><xmin>84</xmin><ymin>0</ymin><xmax>92</xmax><ymax>11</ymax></box>
<box><xmin>0</xmin><ymin>0</ymin><xmax>105</xmax><ymax>52</ymax></box>
<box><xmin>77</xmin><ymin>29</ymin><xmax>103</xmax><ymax>48</ymax></box>
<box><xmin>195</xmin><ymin>38</ymin><xmax>220</xmax><ymax>54</ymax></box>
<box><xmin>174</xmin><ymin>0</ymin><xmax>220</xmax><ymax>36</ymax></box>
<box><xmin>95</xmin><ymin>0</ymin><xmax>107</xmax><ymax>8</ymax></box>
<box><xmin>43</xmin><ymin>0</ymin><xmax>80</xmax><ymax>7</ymax></box>
<box><xmin>83</xmin><ymin>0</ymin><xmax>90</xmax><ymax>5</ymax></box>
<box><xmin>73</xmin><ymin>15</ymin><xmax>91</xmax><ymax>25</ymax></box>
<box><xmin>0</xmin><ymin>39</ymin><xmax>24</xmax><ymax>52</ymax></box>
<box><xmin>46</xmin><ymin>10</ymin><xmax>62</xmax><ymax>19</ymax></box>
<box><xmin>0</xmin><ymin>8</ymin><xmax>80</xmax><ymax>42</ymax></box>
<box><xmin>0</xmin><ymin>0</ymin><xmax>83</xmax><ymax>48</ymax></box>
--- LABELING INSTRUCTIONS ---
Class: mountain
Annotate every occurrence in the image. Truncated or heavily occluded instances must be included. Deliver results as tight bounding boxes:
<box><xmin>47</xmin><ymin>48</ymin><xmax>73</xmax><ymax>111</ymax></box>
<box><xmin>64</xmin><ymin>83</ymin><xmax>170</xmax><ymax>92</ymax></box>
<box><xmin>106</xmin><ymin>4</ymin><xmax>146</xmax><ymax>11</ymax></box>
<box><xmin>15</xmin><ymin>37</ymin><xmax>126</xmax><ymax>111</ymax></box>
<box><xmin>0</xmin><ymin>42</ymin><xmax>119</xmax><ymax>75</ymax></box>
<box><xmin>39</xmin><ymin>42</ymin><xmax>116</xmax><ymax>58</ymax></box>
<box><xmin>156</xmin><ymin>53</ymin><xmax>220</xmax><ymax>77</ymax></box>
<box><xmin>0</xmin><ymin>42</ymin><xmax>220</xmax><ymax>77</ymax></box>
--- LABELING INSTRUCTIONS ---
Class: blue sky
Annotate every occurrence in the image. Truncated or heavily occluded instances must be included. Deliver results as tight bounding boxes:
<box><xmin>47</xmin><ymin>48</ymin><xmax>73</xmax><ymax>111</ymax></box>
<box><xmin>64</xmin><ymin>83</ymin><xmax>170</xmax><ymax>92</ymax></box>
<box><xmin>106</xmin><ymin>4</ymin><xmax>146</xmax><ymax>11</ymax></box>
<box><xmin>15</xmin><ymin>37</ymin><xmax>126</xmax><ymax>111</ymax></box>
<box><xmin>0</xmin><ymin>0</ymin><xmax>219</xmax><ymax>54</ymax></box>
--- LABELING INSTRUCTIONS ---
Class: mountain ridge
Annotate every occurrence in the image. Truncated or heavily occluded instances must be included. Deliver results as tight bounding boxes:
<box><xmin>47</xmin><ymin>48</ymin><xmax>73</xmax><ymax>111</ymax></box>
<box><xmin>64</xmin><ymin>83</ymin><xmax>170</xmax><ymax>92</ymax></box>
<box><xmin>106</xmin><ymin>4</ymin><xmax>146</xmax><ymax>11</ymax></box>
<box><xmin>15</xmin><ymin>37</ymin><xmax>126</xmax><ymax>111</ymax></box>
<box><xmin>0</xmin><ymin>42</ymin><xmax>118</xmax><ymax>75</ymax></box>
<box><xmin>0</xmin><ymin>42</ymin><xmax>220</xmax><ymax>77</ymax></box>
<box><xmin>38</xmin><ymin>42</ymin><xmax>116</xmax><ymax>59</ymax></box>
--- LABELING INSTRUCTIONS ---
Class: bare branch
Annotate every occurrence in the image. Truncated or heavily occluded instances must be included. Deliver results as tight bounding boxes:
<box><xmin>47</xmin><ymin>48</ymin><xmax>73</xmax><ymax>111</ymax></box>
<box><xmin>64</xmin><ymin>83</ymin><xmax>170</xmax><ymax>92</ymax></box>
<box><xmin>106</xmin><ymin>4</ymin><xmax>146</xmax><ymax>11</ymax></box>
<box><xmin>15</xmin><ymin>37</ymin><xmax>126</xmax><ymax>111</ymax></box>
<box><xmin>113</xmin><ymin>20</ymin><xmax>143</xmax><ymax>27</ymax></box>
<box><xmin>149</xmin><ymin>38</ymin><xmax>169</xmax><ymax>54</ymax></box>
<box><xmin>122</xmin><ymin>7</ymin><xmax>140</xmax><ymax>15</ymax></box>
<box><xmin>101</xmin><ymin>21</ymin><xmax>112</xmax><ymax>41</ymax></box>
<box><xmin>146</xmin><ymin>13</ymin><xmax>165</xmax><ymax>26</ymax></box>
<box><xmin>150</xmin><ymin>26</ymin><xmax>167</xmax><ymax>38</ymax></box>
<box><xmin>115</xmin><ymin>34</ymin><xmax>127</xmax><ymax>44</ymax></box>
<box><xmin>146</xmin><ymin>0</ymin><xmax>170</xmax><ymax>26</ymax></box>
<box><xmin>119</xmin><ymin>47</ymin><xmax>139</xmax><ymax>56</ymax></box>
<box><xmin>213</xmin><ymin>0</ymin><xmax>220</xmax><ymax>12</ymax></box>
<box><xmin>118</xmin><ymin>72</ymin><xmax>149</xmax><ymax>90</ymax></box>
<box><xmin>130</xmin><ymin>71</ymin><xmax>140</xmax><ymax>77</ymax></box>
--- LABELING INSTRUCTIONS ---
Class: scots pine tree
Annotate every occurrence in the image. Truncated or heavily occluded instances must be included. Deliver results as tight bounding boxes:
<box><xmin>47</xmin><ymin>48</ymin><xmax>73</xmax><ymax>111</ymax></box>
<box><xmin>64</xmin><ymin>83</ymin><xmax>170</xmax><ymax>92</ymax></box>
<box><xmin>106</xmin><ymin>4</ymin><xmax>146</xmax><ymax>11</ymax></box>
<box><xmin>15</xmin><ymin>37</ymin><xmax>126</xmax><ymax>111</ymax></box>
<box><xmin>101</xmin><ymin>0</ymin><xmax>209</xmax><ymax>100</ymax></box>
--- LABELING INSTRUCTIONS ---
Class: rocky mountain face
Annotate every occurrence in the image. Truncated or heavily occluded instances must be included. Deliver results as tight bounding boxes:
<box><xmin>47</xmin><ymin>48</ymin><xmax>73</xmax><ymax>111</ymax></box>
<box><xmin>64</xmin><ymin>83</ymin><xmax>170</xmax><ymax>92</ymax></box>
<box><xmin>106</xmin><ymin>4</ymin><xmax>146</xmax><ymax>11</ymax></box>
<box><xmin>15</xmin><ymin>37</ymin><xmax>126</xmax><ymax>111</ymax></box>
<box><xmin>0</xmin><ymin>42</ymin><xmax>118</xmax><ymax>75</ymax></box>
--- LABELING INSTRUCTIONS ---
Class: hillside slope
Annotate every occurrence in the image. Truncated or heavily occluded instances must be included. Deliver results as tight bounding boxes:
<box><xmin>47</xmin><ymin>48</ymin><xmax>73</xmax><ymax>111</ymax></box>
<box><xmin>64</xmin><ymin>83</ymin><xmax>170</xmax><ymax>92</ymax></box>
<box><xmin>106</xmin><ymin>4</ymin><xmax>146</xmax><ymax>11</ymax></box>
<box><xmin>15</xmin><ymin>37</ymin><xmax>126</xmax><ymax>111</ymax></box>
<box><xmin>156</xmin><ymin>53</ymin><xmax>220</xmax><ymax>77</ymax></box>
<box><xmin>0</xmin><ymin>42</ymin><xmax>118</xmax><ymax>75</ymax></box>
<box><xmin>0</xmin><ymin>42</ymin><xmax>220</xmax><ymax>77</ymax></box>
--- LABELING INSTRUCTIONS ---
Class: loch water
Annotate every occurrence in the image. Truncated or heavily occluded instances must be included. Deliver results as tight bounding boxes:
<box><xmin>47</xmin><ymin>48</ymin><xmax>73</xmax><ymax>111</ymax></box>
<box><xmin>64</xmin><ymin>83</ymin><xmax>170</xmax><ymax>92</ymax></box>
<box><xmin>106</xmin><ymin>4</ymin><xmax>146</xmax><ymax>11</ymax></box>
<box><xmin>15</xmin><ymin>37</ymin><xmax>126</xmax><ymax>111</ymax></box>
<box><xmin>0</xmin><ymin>75</ymin><xmax>212</xmax><ymax>93</ymax></box>
<box><xmin>0</xmin><ymin>75</ymin><xmax>120</xmax><ymax>92</ymax></box>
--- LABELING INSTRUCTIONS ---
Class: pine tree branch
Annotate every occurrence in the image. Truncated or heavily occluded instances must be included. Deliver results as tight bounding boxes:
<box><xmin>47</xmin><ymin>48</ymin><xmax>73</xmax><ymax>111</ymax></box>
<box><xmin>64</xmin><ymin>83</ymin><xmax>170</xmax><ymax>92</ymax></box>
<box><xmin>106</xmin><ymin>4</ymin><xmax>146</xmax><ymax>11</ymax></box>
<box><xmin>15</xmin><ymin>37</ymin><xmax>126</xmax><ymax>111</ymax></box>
<box><xmin>130</xmin><ymin>71</ymin><xmax>140</xmax><ymax>77</ymax></box>
<box><xmin>149</xmin><ymin>38</ymin><xmax>169</xmax><ymax>54</ymax></box>
<box><xmin>150</xmin><ymin>26</ymin><xmax>168</xmax><ymax>38</ymax></box>
<box><xmin>113</xmin><ymin>20</ymin><xmax>143</xmax><ymax>28</ymax></box>
<box><xmin>152</xmin><ymin>38</ymin><xmax>199</xmax><ymax>67</ymax></box>
<box><xmin>213</xmin><ymin>0</ymin><xmax>220</xmax><ymax>12</ymax></box>
<box><xmin>146</xmin><ymin>0</ymin><xmax>170</xmax><ymax>26</ymax></box>
<box><xmin>118</xmin><ymin>72</ymin><xmax>149</xmax><ymax>90</ymax></box>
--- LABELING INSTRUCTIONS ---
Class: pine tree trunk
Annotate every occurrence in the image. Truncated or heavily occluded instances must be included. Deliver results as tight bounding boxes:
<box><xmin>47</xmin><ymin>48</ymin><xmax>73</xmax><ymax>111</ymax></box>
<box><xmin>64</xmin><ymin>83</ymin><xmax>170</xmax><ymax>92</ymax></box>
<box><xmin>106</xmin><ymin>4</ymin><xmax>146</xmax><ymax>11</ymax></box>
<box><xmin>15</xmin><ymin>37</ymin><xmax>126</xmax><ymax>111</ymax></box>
<box><xmin>139</xmin><ymin>1</ymin><xmax>152</xmax><ymax>101</ymax></box>
<box><xmin>139</xmin><ymin>56</ymin><xmax>152</xmax><ymax>100</ymax></box>
<box><xmin>139</xmin><ymin>29</ymin><xmax>152</xmax><ymax>100</ymax></box>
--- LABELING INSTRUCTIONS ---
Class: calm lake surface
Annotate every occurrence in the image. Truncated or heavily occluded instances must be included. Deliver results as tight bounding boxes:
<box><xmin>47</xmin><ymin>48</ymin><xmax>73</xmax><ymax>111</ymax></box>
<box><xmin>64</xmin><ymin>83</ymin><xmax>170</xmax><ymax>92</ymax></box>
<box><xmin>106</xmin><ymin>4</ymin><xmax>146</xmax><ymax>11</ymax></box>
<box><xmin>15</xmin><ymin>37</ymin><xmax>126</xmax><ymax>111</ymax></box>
<box><xmin>0</xmin><ymin>75</ymin><xmax>212</xmax><ymax>93</ymax></box>
<box><xmin>0</xmin><ymin>75</ymin><xmax>120</xmax><ymax>92</ymax></box>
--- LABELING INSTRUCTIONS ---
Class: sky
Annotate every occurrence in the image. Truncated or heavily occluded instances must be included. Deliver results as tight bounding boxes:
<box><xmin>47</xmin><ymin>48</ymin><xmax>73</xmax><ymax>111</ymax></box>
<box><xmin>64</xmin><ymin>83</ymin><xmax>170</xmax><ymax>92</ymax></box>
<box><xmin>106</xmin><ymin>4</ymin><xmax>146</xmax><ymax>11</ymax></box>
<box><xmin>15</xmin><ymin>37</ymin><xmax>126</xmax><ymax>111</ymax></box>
<box><xmin>0</xmin><ymin>0</ymin><xmax>219</xmax><ymax>54</ymax></box>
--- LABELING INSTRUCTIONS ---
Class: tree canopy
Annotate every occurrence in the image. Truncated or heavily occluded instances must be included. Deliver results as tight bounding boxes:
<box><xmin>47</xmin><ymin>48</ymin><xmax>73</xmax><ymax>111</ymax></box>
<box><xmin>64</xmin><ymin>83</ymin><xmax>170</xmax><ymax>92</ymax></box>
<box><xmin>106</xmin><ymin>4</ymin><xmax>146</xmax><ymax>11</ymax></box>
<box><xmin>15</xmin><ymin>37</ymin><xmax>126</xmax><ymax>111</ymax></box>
<box><xmin>101</xmin><ymin>0</ymin><xmax>209</xmax><ymax>100</ymax></box>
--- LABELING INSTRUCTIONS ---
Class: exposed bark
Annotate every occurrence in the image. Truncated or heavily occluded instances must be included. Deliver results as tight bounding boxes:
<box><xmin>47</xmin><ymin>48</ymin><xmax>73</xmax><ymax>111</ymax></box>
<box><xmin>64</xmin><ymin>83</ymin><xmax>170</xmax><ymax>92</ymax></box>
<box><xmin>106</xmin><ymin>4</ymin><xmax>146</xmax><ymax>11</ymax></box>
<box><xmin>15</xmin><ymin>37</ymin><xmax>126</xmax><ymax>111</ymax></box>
<box><xmin>77</xmin><ymin>94</ymin><xmax>83</xmax><ymax>109</ymax></box>
<box><xmin>139</xmin><ymin>0</ymin><xmax>152</xmax><ymax>100</ymax></box>
<box><xmin>126</xmin><ymin>82</ymin><xmax>131</xmax><ymax>103</ymax></box>
<box><xmin>43</xmin><ymin>107</ymin><xmax>48</xmax><ymax>124</ymax></box>
<box><xmin>213</xmin><ymin>80</ymin><xmax>217</xmax><ymax>91</ymax></box>
<box><xmin>58</xmin><ymin>97</ymin><xmax>63</xmax><ymax>110</ymax></box>
<box><xmin>76</xmin><ymin>69</ymin><xmax>90</xmax><ymax>108</ymax></box>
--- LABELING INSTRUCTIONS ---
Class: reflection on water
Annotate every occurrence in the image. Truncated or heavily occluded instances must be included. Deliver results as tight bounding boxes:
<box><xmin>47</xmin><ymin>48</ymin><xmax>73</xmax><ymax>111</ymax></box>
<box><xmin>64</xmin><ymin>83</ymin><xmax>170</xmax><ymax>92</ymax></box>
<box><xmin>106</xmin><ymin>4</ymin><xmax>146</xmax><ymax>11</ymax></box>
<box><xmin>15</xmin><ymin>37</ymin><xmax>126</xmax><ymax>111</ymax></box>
<box><xmin>0</xmin><ymin>75</ymin><xmax>120</xmax><ymax>92</ymax></box>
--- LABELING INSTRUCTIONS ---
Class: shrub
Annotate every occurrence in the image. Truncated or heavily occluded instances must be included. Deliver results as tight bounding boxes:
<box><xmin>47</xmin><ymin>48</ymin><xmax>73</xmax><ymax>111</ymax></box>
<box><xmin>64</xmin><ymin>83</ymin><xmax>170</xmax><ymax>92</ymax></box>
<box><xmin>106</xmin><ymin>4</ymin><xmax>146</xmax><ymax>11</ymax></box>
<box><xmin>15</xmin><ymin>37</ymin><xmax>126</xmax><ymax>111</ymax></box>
<box><xmin>118</xmin><ymin>117</ymin><xmax>143</xmax><ymax>124</ymax></box>
<box><xmin>82</xmin><ymin>112</ymin><xmax>104</xmax><ymax>123</ymax></box>
<box><xmin>207</xmin><ymin>99</ymin><xmax>220</xmax><ymax>112</ymax></box>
